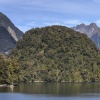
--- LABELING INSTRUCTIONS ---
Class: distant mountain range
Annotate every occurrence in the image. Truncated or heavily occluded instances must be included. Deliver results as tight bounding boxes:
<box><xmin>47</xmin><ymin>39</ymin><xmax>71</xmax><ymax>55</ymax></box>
<box><xmin>71</xmin><ymin>23</ymin><xmax>100</xmax><ymax>49</ymax></box>
<box><xmin>0</xmin><ymin>12</ymin><xmax>23</xmax><ymax>53</ymax></box>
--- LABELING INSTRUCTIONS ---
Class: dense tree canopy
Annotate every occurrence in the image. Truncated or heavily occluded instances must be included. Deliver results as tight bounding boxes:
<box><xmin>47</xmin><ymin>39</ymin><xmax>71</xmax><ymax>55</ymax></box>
<box><xmin>9</xmin><ymin>25</ymin><xmax>100</xmax><ymax>82</ymax></box>
<box><xmin>0</xmin><ymin>54</ymin><xmax>19</xmax><ymax>84</ymax></box>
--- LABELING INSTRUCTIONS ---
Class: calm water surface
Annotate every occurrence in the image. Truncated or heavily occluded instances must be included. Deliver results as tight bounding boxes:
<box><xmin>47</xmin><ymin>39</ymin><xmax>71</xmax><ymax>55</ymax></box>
<box><xmin>0</xmin><ymin>83</ymin><xmax>100</xmax><ymax>100</ymax></box>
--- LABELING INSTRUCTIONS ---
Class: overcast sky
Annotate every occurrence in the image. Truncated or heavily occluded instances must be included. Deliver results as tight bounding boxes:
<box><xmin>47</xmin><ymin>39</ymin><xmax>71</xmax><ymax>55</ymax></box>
<box><xmin>1</xmin><ymin>0</ymin><xmax>100</xmax><ymax>32</ymax></box>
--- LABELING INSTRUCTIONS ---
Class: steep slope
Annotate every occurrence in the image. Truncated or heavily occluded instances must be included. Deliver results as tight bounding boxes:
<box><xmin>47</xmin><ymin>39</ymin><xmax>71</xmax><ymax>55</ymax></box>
<box><xmin>11</xmin><ymin>25</ymin><xmax>100</xmax><ymax>82</ymax></box>
<box><xmin>72</xmin><ymin>23</ymin><xmax>100</xmax><ymax>48</ymax></box>
<box><xmin>0</xmin><ymin>12</ymin><xmax>23</xmax><ymax>53</ymax></box>
<box><xmin>0</xmin><ymin>26</ymin><xmax>16</xmax><ymax>52</ymax></box>
<box><xmin>91</xmin><ymin>33</ymin><xmax>100</xmax><ymax>48</ymax></box>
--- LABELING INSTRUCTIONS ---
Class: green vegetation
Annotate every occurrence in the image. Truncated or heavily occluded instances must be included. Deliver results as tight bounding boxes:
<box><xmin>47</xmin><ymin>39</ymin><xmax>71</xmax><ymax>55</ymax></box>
<box><xmin>0</xmin><ymin>54</ymin><xmax>19</xmax><ymax>84</ymax></box>
<box><xmin>1</xmin><ymin>25</ymin><xmax>100</xmax><ymax>83</ymax></box>
<box><xmin>10</xmin><ymin>25</ymin><xmax>100</xmax><ymax>82</ymax></box>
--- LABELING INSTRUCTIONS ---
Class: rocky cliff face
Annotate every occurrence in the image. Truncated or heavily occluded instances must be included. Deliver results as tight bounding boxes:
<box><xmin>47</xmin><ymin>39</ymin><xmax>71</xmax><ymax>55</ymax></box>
<box><xmin>0</xmin><ymin>12</ymin><xmax>23</xmax><ymax>53</ymax></box>
<box><xmin>72</xmin><ymin>23</ymin><xmax>100</xmax><ymax>48</ymax></box>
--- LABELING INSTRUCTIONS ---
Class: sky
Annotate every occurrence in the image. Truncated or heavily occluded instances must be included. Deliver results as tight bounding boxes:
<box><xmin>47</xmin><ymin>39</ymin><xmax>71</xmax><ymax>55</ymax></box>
<box><xmin>1</xmin><ymin>0</ymin><xmax>100</xmax><ymax>32</ymax></box>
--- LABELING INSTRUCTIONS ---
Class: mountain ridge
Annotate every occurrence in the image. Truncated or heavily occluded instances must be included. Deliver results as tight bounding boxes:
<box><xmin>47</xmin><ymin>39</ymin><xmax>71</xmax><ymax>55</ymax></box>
<box><xmin>71</xmin><ymin>23</ymin><xmax>100</xmax><ymax>48</ymax></box>
<box><xmin>0</xmin><ymin>12</ymin><xmax>23</xmax><ymax>53</ymax></box>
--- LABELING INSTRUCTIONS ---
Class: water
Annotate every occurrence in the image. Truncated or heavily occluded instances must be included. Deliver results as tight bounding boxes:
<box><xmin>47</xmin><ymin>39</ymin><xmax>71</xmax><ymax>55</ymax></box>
<box><xmin>0</xmin><ymin>83</ymin><xmax>100</xmax><ymax>100</ymax></box>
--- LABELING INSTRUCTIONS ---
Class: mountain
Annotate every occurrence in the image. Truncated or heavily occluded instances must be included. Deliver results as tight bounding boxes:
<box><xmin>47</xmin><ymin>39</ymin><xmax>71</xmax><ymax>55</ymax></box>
<box><xmin>91</xmin><ymin>33</ymin><xmax>100</xmax><ymax>48</ymax></box>
<box><xmin>71</xmin><ymin>23</ymin><xmax>100</xmax><ymax>48</ymax></box>
<box><xmin>11</xmin><ymin>25</ymin><xmax>100</xmax><ymax>82</ymax></box>
<box><xmin>0</xmin><ymin>26</ymin><xmax>16</xmax><ymax>53</ymax></box>
<box><xmin>0</xmin><ymin>12</ymin><xmax>23</xmax><ymax>53</ymax></box>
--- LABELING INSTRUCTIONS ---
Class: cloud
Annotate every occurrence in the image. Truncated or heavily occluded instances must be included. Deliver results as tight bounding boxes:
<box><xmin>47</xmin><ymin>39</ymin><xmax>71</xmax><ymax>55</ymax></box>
<box><xmin>0</xmin><ymin>0</ymin><xmax>92</xmax><ymax>15</ymax></box>
<box><xmin>22</xmin><ymin>19</ymin><xmax>89</xmax><ymax>30</ymax></box>
<box><xmin>16</xmin><ymin>0</ymin><xmax>99</xmax><ymax>16</ymax></box>
<box><xmin>26</xmin><ymin>22</ymin><xmax>36</xmax><ymax>26</ymax></box>
<box><xmin>64</xmin><ymin>20</ymin><xmax>80</xmax><ymax>25</ymax></box>
<box><xmin>17</xmin><ymin>26</ymin><xmax>31</xmax><ymax>33</ymax></box>
<box><xmin>20</xmin><ymin>0</ymin><xmax>85</xmax><ymax>14</ymax></box>
<box><xmin>0</xmin><ymin>0</ymin><xmax>99</xmax><ymax>15</ymax></box>
<box><xmin>95</xmin><ymin>20</ymin><xmax>100</xmax><ymax>26</ymax></box>
<box><xmin>42</xmin><ymin>19</ymin><xmax>89</xmax><ymax>26</ymax></box>
<box><xmin>93</xmin><ymin>0</ymin><xmax>100</xmax><ymax>2</ymax></box>
<box><xmin>43</xmin><ymin>22</ymin><xmax>64</xmax><ymax>26</ymax></box>
<box><xmin>0</xmin><ymin>0</ymin><xmax>28</xmax><ymax>3</ymax></box>
<box><xmin>1</xmin><ymin>0</ymin><xmax>100</xmax><ymax>17</ymax></box>
<box><xmin>19</xmin><ymin>21</ymin><xmax>73</xmax><ymax>32</ymax></box>
<box><xmin>1</xmin><ymin>0</ymin><xmax>100</xmax><ymax>32</ymax></box>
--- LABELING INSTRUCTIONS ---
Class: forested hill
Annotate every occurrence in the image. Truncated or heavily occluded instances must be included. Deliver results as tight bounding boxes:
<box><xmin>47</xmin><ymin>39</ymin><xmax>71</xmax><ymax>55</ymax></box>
<box><xmin>11</xmin><ymin>25</ymin><xmax>100</xmax><ymax>82</ymax></box>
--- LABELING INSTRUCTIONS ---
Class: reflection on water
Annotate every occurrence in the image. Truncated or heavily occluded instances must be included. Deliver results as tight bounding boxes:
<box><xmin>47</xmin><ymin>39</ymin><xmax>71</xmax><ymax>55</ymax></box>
<box><xmin>0</xmin><ymin>83</ymin><xmax>100</xmax><ymax>100</ymax></box>
<box><xmin>0</xmin><ymin>83</ymin><xmax>100</xmax><ymax>96</ymax></box>
<box><xmin>17</xmin><ymin>83</ymin><xmax>100</xmax><ymax>96</ymax></box>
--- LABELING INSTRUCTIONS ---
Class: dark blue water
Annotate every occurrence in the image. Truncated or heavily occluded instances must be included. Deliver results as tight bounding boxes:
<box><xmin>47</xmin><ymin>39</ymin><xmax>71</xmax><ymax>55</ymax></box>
<box><xmin>0</xmin><ymin>83</ymin><xmax>100</xmax><ymax>100</ymax></box>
